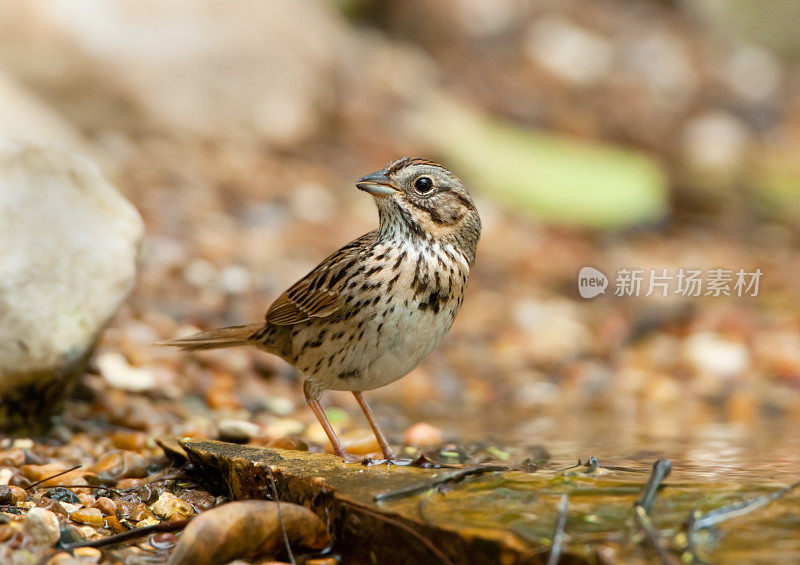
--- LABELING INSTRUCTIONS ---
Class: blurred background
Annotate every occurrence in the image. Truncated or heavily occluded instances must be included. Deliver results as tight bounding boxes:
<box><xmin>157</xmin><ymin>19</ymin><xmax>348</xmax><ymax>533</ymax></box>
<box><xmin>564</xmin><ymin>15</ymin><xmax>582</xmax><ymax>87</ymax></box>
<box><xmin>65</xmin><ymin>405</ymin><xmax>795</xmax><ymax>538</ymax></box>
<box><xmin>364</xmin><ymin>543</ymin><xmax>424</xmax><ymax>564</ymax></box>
<box><xmin>3</xmin><ymin>0</ymin><xmax>800</xmax><ymax>476</ymax></box>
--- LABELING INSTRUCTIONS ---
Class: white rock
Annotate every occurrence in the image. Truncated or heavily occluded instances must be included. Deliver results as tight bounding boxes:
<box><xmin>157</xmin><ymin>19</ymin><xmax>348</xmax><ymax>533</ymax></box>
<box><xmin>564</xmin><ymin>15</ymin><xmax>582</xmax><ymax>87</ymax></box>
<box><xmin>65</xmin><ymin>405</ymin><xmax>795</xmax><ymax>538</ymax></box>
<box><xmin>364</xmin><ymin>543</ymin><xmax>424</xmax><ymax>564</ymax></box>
<box><xmin>0</xmin><ymin>143</ymin><xmax>144</xmax><ymax>429</ymax></box>
<box><xmin>23</xmin><ymin>507</ymin><xmax>61</xmax><ymax>546</ymax></box>
<box><xmin>96</xmin><ymin>351</ymin><xmax>156</xmax><ymax>393</ymax></box>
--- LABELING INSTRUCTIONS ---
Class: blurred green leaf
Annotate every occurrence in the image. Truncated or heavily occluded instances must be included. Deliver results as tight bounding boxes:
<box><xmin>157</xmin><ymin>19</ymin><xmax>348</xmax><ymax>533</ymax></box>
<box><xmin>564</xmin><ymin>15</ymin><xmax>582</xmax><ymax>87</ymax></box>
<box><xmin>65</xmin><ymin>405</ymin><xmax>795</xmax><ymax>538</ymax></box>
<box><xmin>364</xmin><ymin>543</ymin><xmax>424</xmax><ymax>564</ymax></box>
<box><xmin>416</xmin><ymin>99</ymin><xmax>669</xmax><ymax>229</ymax></box>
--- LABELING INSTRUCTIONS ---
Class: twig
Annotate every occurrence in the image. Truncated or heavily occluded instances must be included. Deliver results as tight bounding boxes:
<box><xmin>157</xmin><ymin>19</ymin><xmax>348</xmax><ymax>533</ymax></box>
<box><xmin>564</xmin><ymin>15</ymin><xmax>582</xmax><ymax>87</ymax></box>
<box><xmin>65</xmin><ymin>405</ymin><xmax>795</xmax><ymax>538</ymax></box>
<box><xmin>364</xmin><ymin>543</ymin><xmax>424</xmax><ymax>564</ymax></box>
<box><xmin>559</xmin><ymin>457</ymin><xmax>648</xmax><ymax>475</ymax></box>
<box><xmin>264</xmin><ymin>464</ymin><xmax>296</xmax><ymax>565</ymax></box>
<box><xmin>25</xmin><ymin>465</ymin><xmax>82</xmax><ymax>490</ymax></box>
<box><xmin>688</xmin><ymin>478</ymin><xmax>800</xmax><ymax>530</ymax></box>
<box><xmin>634</xmin><ymin>505</ymin><xmax>674</xmax><ymax>565</ymax></box>
<box><xmin>684</xmin><ymin>478</ymin><xmax>800</xmax><ymax>563</ymax></box>
<box><xmin>546</xmin><ymin>494</ymin><xmax>569</xmax><ymax>565</ymax></box>
<box><xmin>633</xmin><ymin>459</ymin><xmax>674</xmax><ymax>565</ymax></box>
<box><xmin>636</xmin><ymin>459</ymin><xmax>671</xmax><ymax>512</ymax></box>
<box><xmin>60</xmin><ymin>517</ymin><xmax>192</xmax><ymax>550</ymax></box>
<box><xmin>340</xmin><ymin>499</ymin><xmax>454</xmax><ymax>565</ymax></box>
<box><xmin>29</xmin><ymin>484</ymin><xmax>123</xmax><ymax>496</ymax></box>
<box><xmin>374</xmin><ymin>464</ymin><xmax>508</xmax><ymax>502</ymax></box>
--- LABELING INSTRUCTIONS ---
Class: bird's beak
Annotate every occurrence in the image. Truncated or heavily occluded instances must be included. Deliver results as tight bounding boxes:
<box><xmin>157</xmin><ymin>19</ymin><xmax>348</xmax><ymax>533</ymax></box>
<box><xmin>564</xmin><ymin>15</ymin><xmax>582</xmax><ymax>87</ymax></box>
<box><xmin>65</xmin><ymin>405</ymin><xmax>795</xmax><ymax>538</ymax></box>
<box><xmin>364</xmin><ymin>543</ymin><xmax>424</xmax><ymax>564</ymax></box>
<box><xmin>356</xmin><ymin>171</ymin><xmax>399</xmax><ymax>197</ymax></box>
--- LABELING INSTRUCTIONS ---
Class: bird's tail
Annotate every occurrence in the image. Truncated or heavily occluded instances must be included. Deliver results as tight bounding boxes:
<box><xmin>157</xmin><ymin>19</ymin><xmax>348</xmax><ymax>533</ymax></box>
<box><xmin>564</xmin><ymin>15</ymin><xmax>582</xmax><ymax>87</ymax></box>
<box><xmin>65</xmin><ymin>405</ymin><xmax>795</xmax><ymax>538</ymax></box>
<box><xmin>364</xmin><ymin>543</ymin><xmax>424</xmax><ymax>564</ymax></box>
<box><xmin>159</xmin><ymin>323</ymin><xmax>263</xmax><ymax>351</ymax></box>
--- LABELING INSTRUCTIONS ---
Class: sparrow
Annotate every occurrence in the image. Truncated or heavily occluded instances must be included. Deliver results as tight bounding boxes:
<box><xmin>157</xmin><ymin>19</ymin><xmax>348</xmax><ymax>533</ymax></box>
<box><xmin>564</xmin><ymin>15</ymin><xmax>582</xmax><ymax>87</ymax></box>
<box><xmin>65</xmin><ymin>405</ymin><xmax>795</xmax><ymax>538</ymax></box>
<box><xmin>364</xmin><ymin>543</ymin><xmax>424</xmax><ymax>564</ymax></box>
<box><xmin>164</xmin><ymin>157</ymin><xmax>481</xmax><ymax>461</ymax></box>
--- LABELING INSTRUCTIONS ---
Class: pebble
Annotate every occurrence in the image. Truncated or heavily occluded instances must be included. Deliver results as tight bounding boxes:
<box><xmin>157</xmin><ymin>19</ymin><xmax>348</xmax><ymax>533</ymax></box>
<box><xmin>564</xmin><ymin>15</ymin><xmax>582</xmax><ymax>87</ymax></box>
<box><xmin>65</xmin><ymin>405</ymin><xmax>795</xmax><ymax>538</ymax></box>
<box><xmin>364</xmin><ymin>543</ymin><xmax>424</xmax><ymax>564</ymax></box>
<box><xmin>93</xmin><ymin>497</ymin><xmax>117</xmax><ymax>516</ymax></box>
<box><xmin>404</xmin><ymin>422</ymin><xmax>444</xmax><ymax>448</ymax></box>
<box><xmin>217</xmin><ymin>419</ymin><xmax>261</xmax><ymax>443</ymax></box>
<box><xmin>23</xmin><ymin>507</ymin><xmax>61</xmax><ymax>546</ymax></box>
<box><xmin>177</xmin><ymin>490</ymin><xmax>216</xmax><ymax>512</ymax></box>
<box><xmin>0</xmin><ymin>525</ymin><xmax>13</xmax><ymax>542</ymax></box>
<box><xmin>136</xmin><ymin>517</ymin><xmax>160</xmax><ymax>528</ymax></box>
<box><xmin>70</xmin><ymin>507</ymin><xmax>104</xmax><ymax>528</ymax></box>
<box><xmin>44</xmin><ymin>487</ymin><xmax>81</xmax><ymax>504</ymax></box>
<box><xmin>0</xmin><ymin>485</ymin><xmax>11</xmax><ymax>505</ymax></box>
<box><xmin>47</xmin><ymin>553</ymin><xmax>83</xmax><ymax>565</ymax></box>
<box><xmin>96</xmin><ymin>351</ymin><xmax>156</xmax><ymax>393</ymax></box>
<box><xmin>306</xmin><ymin>559</ymin><xmax>338</xmax><ymax>565</ymax></box>
<box><xmin>151</xmin><ymin>492</ymin><xmax>193</xmax><ymax>520</ymax></box>
<box><xmin>73</xmin><ymin>547</ymin><xmax>102</xmax><ymax>562</ymax></box>
<box><xmin>116</xmin><ymin>478</ymin><xmax>145</xmax><ymax>490</ymax></box>
<box><xmin>0</xmin><ymin>468</ymin><xmax>12</xmax><ymax>485</ymax></box>
<box><xmin>77</xmin><ymin>493</ymin><xmax>96</xmax><ymax>507</ymax></box>
<box><xmin>150</xmin><ymin>531</ymin><xmax>176</xmax><ymax>549</ymax></box>
<box><xmin>59</xmin><ymin>502</ymin><xmax>82</xmax><ymax>514</ymax></box>
<box><xmin>10</xmin><ymin>485</ymin><xmax>27</xmax><ymax>504</ymax></box>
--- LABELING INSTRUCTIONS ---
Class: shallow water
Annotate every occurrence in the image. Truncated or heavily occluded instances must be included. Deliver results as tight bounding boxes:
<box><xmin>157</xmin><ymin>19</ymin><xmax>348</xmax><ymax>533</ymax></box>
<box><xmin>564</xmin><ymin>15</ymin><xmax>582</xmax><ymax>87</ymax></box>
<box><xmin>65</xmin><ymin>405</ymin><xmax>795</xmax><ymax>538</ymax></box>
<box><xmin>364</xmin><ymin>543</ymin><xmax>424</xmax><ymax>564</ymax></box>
<box><xmin>384</xmin><ymin>397</ymin><xmax>800</xmax><ymax>563</ymax></box>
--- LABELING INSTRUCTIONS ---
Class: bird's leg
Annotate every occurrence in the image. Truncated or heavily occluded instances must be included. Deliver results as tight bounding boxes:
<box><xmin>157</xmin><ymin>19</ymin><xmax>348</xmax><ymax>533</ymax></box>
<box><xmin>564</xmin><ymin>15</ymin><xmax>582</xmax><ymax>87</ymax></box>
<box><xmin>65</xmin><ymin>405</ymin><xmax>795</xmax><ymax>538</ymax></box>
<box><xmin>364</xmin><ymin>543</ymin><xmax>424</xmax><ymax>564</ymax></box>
<box><xmin>352</xmin><ymin>391</ymin><xmax>395</xmax><ymax>460</ymax></box>
<box><xmin>304</xmin><ymin>384</ymin><xmax>358</xmax><ymax>462</ymax></box>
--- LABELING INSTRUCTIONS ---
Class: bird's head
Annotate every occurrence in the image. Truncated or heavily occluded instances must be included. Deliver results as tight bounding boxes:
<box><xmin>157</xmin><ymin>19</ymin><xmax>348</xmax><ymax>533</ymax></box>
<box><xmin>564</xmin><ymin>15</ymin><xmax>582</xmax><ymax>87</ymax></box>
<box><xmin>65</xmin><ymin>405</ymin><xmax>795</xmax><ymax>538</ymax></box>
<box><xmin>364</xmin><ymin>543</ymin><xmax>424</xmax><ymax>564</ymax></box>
<box><xmin>356</xmin><ymin>158</ymin><xmax>481</xmax><ymax>260</ymax></box>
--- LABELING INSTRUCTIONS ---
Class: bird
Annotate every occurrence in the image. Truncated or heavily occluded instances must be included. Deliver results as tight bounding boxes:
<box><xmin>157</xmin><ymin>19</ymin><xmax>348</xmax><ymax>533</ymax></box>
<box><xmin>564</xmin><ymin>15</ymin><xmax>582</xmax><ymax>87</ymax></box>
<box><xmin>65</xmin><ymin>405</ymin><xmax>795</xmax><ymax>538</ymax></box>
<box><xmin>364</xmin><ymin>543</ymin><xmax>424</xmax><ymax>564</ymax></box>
<box><xmin>163</xmin><ymin>157</ymin><xmax>481</xmax><ymax>462</ymax></box>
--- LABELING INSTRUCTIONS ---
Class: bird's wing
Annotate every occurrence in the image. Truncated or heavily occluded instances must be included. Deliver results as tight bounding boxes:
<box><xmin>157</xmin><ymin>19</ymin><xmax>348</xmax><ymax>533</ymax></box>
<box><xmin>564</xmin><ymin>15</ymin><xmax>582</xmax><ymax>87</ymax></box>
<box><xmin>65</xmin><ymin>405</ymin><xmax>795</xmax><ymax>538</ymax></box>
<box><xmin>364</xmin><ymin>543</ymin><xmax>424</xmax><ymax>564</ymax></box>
<box><xmin>265</xmin><ymin>231</ymin><xmax>378</xmax><ymax>325</ymax></box>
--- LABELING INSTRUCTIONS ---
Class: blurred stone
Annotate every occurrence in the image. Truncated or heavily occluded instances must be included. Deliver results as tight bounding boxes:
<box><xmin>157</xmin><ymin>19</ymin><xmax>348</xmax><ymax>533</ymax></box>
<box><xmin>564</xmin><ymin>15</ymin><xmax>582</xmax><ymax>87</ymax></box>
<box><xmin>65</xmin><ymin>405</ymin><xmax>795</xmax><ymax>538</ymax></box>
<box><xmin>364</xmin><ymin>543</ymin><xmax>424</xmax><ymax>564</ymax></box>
<box><xmin>525</xmin><ymin>16</ymin><xmax>613</xmax><ymax>85</ymax></box>
<box><xmin>151</xmin><ymin>531</ymin><xmax>176</xmax><ymax>550</ymax></box>
<box><xmin>404</xmin><ymin>422</ymin><xmax>443</xmax><ymax>448</ymax></box>
<box><xmin>0</xmin><ymin>143</ymin><xmax>143</xmax><ymax>432</ymax></box>
<box><xmin>328</xmin><ymin>430</ymin><xmax>379</xmax><ymax>456</ymax></box>
<box><xmin>725</xmin><ymin>45</ymin><xmax>781</xmax><ymax>104</ymax></box>
<box><xmin>110</xmin><ymin>430</ymin><xmax>148</xmax><ymax>451</ymax></box>
<box><xmin>23</xmin><ymin>507</ymin><xmax>61</xmax><ymax>546</ymax></box>
<box><xmin>96</xmin><ymin>352</ymin><xmax>156</xmax><ymax>393</ymax></box>
<box><xmin>151</xmin><ymin>492</ymin><xmax>193</xmax><ymax>521</ymax></box>
<box><xmin>0</xmin><ymin>449</ymin><xmax>25</xmax><ymax>467</ymax></box>
<box><xmin>19</xmin><ymin>0</ymin><xmax>349</xmax><ymax>147</ymax></box>
<box><xmin>217</xmin><ymin>419</ymin><xmax>260</xmax><ymax>443</ymax></box>
<box><xmin>685</xmin><ymin>333</ymin><xmax>750</xmax><ymax>379</ymax></box>
<box><xmin>265</xmin><ymin>437</ymin><xmax>308</xmax><ymax>451</ymax></box>
<box><xmin>92</xmin><ymin>451</ymin><xmax>148</xmax><ymax>484</ymax></box>
<box><xmin>0</xmin><ymin>485</ymin><xmax>10</xmax><ymax>505</ymax></box>
<box><xmin>683</xmin><ymin>111</ymin><xmax>750</xmax><ymax>172</ymax></box>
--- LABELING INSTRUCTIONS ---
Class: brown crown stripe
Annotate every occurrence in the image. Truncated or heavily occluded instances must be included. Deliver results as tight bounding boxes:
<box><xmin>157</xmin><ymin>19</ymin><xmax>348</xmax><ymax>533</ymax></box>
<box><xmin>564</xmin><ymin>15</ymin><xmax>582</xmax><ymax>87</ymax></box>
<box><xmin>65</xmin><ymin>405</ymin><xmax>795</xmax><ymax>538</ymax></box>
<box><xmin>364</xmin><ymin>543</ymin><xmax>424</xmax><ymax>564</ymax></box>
<box><xmin>386</xmin><ymin>157</ymin><xmax>444</xmax><ymax>175</ymax></box>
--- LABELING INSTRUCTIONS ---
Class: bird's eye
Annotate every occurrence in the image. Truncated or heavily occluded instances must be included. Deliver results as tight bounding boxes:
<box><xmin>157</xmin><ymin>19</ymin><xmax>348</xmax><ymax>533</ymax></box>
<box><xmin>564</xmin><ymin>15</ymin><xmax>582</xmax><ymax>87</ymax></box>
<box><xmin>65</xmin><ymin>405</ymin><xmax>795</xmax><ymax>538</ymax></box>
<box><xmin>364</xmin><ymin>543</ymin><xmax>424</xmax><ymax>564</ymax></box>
<box><xmin>414</xmin><ymin>176</ymin><xmax>434</xmax><ymax>194</ymax></box>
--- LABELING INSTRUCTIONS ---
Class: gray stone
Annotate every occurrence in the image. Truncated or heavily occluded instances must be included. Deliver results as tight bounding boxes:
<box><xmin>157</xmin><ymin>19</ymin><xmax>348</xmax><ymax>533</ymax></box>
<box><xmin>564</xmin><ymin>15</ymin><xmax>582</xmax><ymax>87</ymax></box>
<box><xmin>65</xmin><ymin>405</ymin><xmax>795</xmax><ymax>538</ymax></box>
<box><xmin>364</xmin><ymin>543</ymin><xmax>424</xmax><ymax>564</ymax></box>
<box><xmin>0</xmin><ymin>142</ymin><xmax>144</xmax><ymax>432</ymax></box>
